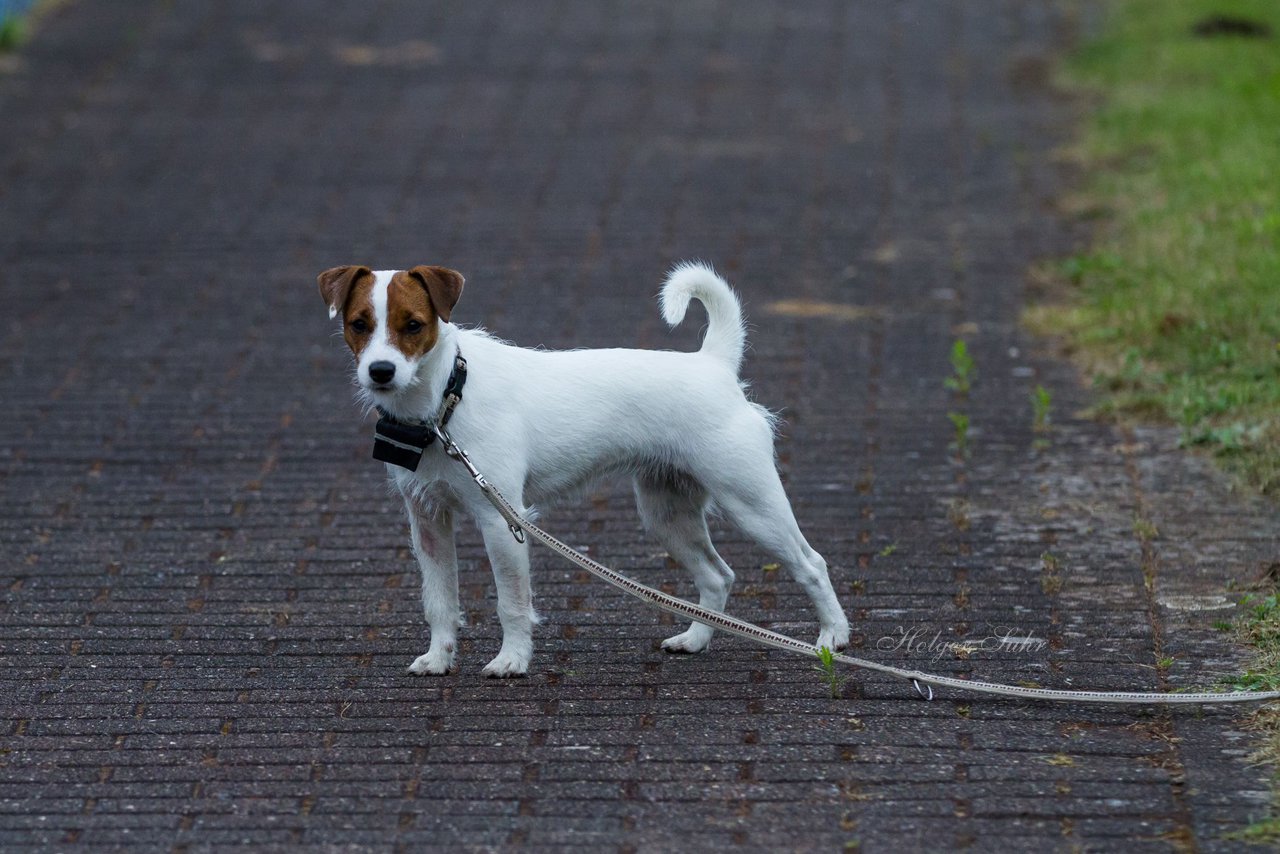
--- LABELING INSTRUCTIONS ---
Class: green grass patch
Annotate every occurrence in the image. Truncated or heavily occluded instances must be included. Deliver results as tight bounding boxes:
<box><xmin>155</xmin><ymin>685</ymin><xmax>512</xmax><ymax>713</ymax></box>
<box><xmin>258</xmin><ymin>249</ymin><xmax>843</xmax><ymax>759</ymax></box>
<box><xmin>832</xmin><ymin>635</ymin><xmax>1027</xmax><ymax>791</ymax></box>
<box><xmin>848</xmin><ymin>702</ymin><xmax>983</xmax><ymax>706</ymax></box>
<box><xmin>1029</xmin><ymin>0</ymin><xmax>1280</xmax><ymax>493</ymax></box>
<box><xmin>1038</xmin><ymin>4</ymin><xmax>1280</xmax><ymax>836</ymax></box>
<box><xmin>1228</xmin><ymin>593</ymin><xmax>1280</xmax><ymax>692</ymax></box>
<box><xmin>1226</xmin><ymin>590</ymin><xmax>1280</xmax><ymax>843</ymax></box>
<box><xmin>0</xmin><ymin>1</ymin><xmax>72</xmax><ymax>54</ymax></box>
<box><xmin>0</xmin><ymin>14</ymin><xmax>25</xmax><ymax>51</ymax></box>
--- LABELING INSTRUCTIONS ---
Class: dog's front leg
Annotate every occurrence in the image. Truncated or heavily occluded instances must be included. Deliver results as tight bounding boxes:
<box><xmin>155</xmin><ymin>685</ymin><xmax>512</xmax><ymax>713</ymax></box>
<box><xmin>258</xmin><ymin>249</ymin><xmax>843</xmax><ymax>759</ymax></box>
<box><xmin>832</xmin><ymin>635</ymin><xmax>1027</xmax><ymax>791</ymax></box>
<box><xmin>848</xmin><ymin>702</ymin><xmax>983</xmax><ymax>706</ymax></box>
<box><xmin>402</xmin><ymin>496</ymin><xmax>461</xmax><ymax>676</ymax></box>
<box><xmin>477</xmin><ymin>511</ymin><xmax>537</xmax><ymax>677</ymax></box>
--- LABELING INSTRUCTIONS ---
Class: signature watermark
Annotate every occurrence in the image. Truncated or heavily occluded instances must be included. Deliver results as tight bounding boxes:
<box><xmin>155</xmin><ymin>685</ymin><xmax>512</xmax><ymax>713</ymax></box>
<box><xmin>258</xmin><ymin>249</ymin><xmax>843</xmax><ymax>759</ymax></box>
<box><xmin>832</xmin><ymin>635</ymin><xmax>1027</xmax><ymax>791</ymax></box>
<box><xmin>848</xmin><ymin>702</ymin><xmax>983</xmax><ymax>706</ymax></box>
<box><xmin>875</xmin><ymin>625</ymin><xmax>1047</xmax><ymax>663</ymax></box>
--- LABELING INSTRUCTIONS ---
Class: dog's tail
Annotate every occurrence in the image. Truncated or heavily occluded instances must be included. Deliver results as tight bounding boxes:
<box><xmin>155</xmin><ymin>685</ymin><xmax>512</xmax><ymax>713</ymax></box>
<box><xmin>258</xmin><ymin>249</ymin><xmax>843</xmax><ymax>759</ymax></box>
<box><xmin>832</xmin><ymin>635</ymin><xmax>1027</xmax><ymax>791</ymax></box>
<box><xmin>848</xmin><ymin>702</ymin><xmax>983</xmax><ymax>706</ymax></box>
<box><xmin>659</xmin><ymin>262</ymin><xmax>747</xmax><ymax>373</ymax></box>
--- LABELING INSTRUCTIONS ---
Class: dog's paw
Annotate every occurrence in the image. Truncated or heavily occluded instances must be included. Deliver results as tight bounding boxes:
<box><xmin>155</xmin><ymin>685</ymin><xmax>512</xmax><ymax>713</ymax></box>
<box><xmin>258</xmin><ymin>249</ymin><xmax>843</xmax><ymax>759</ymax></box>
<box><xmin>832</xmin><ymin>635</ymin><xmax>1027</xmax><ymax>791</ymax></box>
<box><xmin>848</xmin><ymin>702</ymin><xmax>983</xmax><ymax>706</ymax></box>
<box><xmin>482</xmin><ymin>647</ymin><xmax>531</xmax><ymax>678</ymax></box>
<box><xmin>407</xmin><ymin>647</ymin><xmax>454</xmax><ymax>676</ymax></box>
<box><xmin>661</xmin><ymin>626</ymin><xmax>713</xmax><ymax>654</ymax></box>
<box><xmin>816</xmin><ymin>622</ymin><xmax>851</xmax><ymax>652</ymax></box>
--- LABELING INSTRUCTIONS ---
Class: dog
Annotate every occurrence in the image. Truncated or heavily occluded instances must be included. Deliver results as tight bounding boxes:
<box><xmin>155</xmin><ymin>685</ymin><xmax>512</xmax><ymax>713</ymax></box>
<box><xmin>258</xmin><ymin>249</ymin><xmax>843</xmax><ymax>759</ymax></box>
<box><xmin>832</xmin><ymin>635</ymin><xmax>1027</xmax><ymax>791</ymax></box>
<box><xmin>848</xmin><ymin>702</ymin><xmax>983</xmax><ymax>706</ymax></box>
<box><xmin>318</xmin><ymin>263</ymin><xmax>850</xmax><ymax>677</ymax></box>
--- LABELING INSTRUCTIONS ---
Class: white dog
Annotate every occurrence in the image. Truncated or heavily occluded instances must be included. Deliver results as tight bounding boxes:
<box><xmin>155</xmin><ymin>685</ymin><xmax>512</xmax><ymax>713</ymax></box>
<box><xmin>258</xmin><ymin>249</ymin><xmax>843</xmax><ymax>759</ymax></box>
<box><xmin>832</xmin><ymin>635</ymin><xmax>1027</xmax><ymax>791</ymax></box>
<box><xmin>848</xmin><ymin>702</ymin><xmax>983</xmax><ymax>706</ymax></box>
<box><xmin>318</xmin><ymin>263</ymin><xmax>850</xmax><ymax>677</ymax></box>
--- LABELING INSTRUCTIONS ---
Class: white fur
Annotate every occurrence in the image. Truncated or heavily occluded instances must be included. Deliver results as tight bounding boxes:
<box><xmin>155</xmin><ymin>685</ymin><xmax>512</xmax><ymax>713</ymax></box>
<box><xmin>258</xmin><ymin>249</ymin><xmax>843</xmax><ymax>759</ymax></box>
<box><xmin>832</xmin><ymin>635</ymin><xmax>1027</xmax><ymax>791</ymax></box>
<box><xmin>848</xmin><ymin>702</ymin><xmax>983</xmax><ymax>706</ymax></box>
<box><xmin>341</xmin><ymin>262</ymin><xmax>850</xmax><ymax>677</ymax></box>
<box><xmin>660</xmin><ymin>260</ymin><xmax>747</xmax><ymax>371</ymax></box>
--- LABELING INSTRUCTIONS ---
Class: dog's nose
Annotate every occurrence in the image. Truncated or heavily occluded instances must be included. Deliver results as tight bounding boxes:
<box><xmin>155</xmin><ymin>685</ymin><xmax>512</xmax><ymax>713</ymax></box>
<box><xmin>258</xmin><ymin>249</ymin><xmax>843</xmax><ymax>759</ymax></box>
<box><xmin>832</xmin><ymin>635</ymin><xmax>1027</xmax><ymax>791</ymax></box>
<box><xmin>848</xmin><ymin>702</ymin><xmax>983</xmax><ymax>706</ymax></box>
<box><xmin>368</xmin><ymin>361</ymin><xmax>396</xmax><ymax>385</ymax></box>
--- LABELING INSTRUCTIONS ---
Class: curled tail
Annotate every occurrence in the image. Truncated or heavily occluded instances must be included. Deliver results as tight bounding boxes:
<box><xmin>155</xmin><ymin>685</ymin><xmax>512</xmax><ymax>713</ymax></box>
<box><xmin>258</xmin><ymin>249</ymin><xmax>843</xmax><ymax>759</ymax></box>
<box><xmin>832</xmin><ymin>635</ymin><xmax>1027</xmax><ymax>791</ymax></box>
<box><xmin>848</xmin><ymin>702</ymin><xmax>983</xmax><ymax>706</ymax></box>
<box><xmin>659</xmin><ymin>262</ymin><xmax>747</xmax><ymax>373</ymax></box>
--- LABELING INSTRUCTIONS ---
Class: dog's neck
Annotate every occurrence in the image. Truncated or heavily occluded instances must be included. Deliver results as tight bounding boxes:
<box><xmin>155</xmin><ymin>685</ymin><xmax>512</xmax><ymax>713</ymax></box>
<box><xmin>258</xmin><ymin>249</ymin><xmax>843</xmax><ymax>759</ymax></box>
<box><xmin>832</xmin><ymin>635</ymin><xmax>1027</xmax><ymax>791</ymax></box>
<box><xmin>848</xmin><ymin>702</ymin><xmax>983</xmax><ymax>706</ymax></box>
<box><xmin>376</xmin><ymin>322</ymin><xmax>461</xmax><ymax>425</ymax></box>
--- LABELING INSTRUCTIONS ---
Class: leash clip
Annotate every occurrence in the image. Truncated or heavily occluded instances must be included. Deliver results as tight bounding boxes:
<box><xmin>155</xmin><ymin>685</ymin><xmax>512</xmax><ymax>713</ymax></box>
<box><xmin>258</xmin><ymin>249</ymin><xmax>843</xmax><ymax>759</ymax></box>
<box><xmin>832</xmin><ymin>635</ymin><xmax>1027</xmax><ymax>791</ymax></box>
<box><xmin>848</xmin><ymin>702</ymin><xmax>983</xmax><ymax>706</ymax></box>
<box><xmin>433</xmin><ymin>425</ymin><xmax>487</xmax><ymax>486</ymax></box>
<box><xmin>434</xmin><ymin>426</ymin><xmax>526</xmax><ymax>545</ymax></box>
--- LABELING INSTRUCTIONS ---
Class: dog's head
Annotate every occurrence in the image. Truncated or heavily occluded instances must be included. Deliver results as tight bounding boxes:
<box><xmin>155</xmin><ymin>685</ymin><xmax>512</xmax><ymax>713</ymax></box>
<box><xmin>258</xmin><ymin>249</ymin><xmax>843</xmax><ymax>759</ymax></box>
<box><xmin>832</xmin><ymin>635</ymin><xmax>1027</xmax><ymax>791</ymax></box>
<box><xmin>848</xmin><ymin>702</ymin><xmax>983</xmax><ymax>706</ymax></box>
<box><xmin>318</xmin><ymin>265</ymin><xmax>464</xmax><ymax>397</ymax></box>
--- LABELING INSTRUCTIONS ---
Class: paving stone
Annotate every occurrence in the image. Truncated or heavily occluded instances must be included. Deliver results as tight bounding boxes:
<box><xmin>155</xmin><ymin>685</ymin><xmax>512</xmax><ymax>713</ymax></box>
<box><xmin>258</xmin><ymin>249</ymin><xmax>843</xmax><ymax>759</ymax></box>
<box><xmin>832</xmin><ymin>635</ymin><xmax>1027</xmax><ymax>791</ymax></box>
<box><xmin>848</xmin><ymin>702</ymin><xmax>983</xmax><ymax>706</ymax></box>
<box><xmin>2</xmin><ymin>0</ymin><xmax>1278</xmax><ymax>849</ymax></box>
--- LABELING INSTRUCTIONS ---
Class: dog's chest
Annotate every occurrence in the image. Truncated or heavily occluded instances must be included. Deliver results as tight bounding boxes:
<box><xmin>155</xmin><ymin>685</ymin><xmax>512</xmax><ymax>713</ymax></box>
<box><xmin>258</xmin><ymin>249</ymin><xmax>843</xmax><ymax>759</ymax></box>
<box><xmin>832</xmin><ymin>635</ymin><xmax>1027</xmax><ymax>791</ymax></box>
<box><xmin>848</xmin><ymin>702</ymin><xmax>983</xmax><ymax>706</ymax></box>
<box><xmin>395</xmin><ymin>470</ymin><xmax>463</xmax><ymax>519</ymax></box>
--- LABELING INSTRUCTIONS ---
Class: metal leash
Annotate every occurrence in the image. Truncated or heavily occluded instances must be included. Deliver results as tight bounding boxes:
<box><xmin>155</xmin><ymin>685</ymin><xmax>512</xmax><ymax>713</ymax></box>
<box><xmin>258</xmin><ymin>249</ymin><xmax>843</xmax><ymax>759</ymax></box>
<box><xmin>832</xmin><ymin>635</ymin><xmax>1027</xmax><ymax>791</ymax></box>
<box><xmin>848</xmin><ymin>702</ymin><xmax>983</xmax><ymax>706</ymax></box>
<box><xmin>433</xmin><ymin>424</ymin><xmax>1280</xmax><ymax>705</ymax></box>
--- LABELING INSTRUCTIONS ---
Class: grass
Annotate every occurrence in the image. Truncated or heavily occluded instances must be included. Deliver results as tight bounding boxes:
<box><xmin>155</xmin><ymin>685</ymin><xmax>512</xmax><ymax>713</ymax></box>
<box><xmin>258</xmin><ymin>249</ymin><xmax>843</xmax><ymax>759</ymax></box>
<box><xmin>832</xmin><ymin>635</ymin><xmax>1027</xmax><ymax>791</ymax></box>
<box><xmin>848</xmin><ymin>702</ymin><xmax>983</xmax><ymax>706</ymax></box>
<box><xmin>1027</xmin><ymin>0</ymin><xmax>1280</xmax><ymax>494</ymax></box>
<box><xmin>1036</xmin><ymin>4</ymin><xmax>1280</xmax><ymax>837</ymax></box>
<box><xmin>1227</xmin><ymin>591</ymin><xmax>1280</xmax><ymax>843</ymax></box>
<box><xmin>947</xmin><ymin>411</ymin><xmax>970</xmax><ymax>458</ymax></box>
<box><xmin>813</xmin><ymin>645</ymin><xmax>846</xmax><ymax>699</ymax></box>
<box><xmin>1226</xmin><ymin>593</ymin><xmax>1280</xmax><ymax>693</ymax></box>
<box><xmin>945</xmin><ymin>339</ymin><xmax>974</xmax><ymax>458</ymax></box>
<box><xmin>1040</xmin><ymin>551</ymin><xmax>1063</xmax><ymax>595</ymax></box>
<box><xmin>944</xmin><ymin>339</ymin><xmax>976</xmax><ymax>396</ymax></box>
<box><xmin>0</xmin><ymin>1</ymin><xmax>71</xmax><ymax>54</ymax></box>
<box><xmin>1031</xmin><ymin>385</ymin><xmax>1052</xmax><ymax>433</ymax></box>
<box><xmin>0</xmin><ymin>15</ymin><xmax>23</xmax><ymax>51</ymax></box>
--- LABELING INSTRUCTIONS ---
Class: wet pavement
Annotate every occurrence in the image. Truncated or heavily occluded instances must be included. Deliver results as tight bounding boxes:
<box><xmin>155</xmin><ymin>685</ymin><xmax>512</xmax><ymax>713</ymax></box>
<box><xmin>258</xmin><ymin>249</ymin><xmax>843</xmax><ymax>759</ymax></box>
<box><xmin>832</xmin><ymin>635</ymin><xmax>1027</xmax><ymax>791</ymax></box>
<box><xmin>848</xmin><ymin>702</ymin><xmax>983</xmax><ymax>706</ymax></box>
<box><xmin>1</xmin><ymin>1</ymin><xmax>1277</xmax><ymax>849</ymax></box>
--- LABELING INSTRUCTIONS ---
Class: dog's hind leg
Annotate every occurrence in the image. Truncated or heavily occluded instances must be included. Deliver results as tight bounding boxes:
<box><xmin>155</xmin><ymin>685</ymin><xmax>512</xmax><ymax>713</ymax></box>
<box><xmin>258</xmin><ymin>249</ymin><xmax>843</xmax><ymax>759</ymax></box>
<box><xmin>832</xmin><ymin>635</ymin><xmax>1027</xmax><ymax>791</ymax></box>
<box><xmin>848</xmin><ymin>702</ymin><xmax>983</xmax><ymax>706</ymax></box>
<box><xmin>634</xmin><ymin>475</ymin><xmax>735</xmax><ymax>653</ymax></box>
<box><xmin>712</xmin><ymin>474</ymin><xmax>851</xmax><ymax>651</ymax></box>
<box><xmin>401</xmin><ymin>495</ymin><xmax>461</xmax><ymax>676</ymax></box>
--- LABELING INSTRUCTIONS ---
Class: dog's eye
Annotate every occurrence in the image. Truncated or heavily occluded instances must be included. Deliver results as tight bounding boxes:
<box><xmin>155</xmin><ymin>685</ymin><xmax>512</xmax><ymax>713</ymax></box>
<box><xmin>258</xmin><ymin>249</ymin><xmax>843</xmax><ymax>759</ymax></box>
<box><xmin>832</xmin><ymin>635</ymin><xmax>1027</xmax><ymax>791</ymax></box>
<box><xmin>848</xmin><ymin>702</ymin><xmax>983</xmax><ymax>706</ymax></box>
<box><xmin>405</xmin><ymin>319</ymin><xmax>424</xmax><ymax>335</ymax></box>
<box><xmin>350</xmin><ymin>318</ymin><xmax>370</xmax><ymax>334</ymax></box>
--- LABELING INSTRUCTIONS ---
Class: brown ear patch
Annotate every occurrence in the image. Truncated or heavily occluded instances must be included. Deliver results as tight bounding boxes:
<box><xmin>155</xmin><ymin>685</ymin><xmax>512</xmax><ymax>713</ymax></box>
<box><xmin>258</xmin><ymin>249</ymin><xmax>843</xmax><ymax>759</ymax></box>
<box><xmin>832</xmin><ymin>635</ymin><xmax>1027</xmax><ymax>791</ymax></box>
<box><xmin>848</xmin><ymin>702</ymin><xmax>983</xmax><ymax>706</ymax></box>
<box><xmin>340</xmin><ymin>273</ymin><xmax>378</xmax><ymax>359</ymax></box>
<box><xmin>408</xmin><ymin>266</ymin><xmax>465</xmax><ymax>322</ymax></box>
<box><xmin>318</xmin><ymin>265</ymin><xmax>372</xmax><ymax>319</ymax></box>
<box><xmin>387</xmin><ymin>271</ymin><xmax>442</xmax><ymax>359</ymax></box>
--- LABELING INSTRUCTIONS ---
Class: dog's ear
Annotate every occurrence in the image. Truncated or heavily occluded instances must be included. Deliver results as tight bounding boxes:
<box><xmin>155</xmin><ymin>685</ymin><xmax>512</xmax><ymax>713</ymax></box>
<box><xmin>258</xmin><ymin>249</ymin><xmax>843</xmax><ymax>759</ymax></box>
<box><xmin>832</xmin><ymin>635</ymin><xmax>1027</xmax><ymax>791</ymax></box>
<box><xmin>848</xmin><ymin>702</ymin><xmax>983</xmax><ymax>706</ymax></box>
<box><xmin>318</xmin><ymin>266</ymin><xmax>372</xmax><ymax>319</ymax></box>
<box><xmin>408</xmin><ymin>266</ymin><xmax>465</xmax><ymax>322</ymax></box>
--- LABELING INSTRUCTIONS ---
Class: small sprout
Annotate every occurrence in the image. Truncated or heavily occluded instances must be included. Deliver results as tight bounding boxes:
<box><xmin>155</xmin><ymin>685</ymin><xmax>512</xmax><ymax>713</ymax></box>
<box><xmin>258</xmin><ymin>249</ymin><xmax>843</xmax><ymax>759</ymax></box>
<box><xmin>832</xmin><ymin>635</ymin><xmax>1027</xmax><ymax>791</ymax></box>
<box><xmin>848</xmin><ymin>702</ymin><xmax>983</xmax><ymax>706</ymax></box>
<box><xmin>956</xmin><ymin>704</ymin><xmax>971</xmax><ymax>718</ymax></box>
<box><xmin>849</xmin><ymin>579</ymin><xmax>866</xmax><ymax>595</ymax></box>
<box><xmin>876</xmin><ymin>543</ymin><xmax>898</xmax><ymax>558</ymax></box>
<box><xmin>1041</xmin><ymin>551</ymin><xmax>1063</xmax><ymax>592</ymax></box>
<box><xmin>1212</xmin><ymin>619</ymin><xmax>1233</xmax><ymax>632</ymax></box>
<box><xmin>814</xmin><ymin>645</ymin><xmax>846</xmax><ymax>699</ymax></box>
<box><xmin>946</xmin><ymin>498</ymin><xmax>971</xmax><ymax>531</ymax></box>
<box><xmin>1045</xmin><ymin>754</ymin><xmax>1075</xmax><ymax>767</ymax></box>
<box><xmin>1133</xmin><ymin>515</ymin><xmax>1159</xmax><ymax>541</ymax></box>
<box><xmin>944</xmin><ymin>339</ymin><xmax>976</xmax><ymax>394</ymax></box>
<box><xmin>1031</xmin><ymin>384</ymin><xmax>1052</xmax><ymax>433</ymax></box>
<box><xmin>761</xmin><ymin>562</ymin><xmax>780</xmax><ymax>573</ymax></box>
<box><xmin>948</xmin><ymin>411</ymin><xmax>970</xmax><ymax>457</ymax></box>
<box><xmin>1156</xmin><ymin>656</ymin><xmax>1175</xmax><ymax>670</ymax></box>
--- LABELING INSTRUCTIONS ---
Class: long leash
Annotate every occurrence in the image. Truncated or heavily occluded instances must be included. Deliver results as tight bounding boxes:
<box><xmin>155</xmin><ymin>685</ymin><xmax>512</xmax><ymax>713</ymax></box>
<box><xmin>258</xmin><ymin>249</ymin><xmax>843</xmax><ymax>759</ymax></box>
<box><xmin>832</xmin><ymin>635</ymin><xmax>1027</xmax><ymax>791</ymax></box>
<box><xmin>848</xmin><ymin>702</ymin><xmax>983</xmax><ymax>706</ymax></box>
<box><xmin>431</xmin><ymin>425</ymin><xmax>1280</xmax><ymax>705</ymax></box>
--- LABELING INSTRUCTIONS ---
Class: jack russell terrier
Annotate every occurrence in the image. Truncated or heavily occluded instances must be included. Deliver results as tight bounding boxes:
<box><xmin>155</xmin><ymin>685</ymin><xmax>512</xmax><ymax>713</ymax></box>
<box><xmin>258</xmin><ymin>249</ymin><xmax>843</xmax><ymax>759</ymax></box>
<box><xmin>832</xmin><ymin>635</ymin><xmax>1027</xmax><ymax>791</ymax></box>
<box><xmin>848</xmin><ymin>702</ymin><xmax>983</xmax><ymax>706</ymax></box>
<box><xmin>318</xmin><ymin>263</ymin><xmax>850</xmax><ymax>677</ymax></box>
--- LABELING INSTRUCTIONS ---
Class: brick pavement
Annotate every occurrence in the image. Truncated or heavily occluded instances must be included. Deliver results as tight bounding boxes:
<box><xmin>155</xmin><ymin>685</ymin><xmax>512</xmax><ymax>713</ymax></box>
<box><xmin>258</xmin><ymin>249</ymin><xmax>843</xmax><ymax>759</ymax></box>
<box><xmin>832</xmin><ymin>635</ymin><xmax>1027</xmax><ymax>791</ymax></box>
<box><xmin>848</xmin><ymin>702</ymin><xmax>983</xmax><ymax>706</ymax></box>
<box><xmin>2</xmin><ymin>1</ymin><xmax>1278</xmax><ymax>850</ymax></box>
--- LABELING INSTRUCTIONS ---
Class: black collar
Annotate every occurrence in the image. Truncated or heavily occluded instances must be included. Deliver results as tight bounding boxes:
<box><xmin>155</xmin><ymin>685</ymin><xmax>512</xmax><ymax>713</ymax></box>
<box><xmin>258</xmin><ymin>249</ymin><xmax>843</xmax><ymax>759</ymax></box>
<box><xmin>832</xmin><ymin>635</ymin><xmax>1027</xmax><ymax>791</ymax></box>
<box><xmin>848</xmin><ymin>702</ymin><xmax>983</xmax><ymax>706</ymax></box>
<box><xmin>371</xmin><ymin>351</ymin><xmax>467</xmax><ymax>471</ymax></box>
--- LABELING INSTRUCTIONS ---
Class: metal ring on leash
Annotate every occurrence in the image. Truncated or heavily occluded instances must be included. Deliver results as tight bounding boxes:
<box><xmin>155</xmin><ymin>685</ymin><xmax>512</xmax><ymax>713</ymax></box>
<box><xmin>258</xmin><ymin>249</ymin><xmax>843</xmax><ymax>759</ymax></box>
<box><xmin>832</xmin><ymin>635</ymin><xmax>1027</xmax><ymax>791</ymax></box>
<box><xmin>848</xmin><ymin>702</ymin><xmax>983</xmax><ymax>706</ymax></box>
<box><xmin>913</xmin><ymin>679</ymin><xmax>934</xmax><ymax>701</ymax></box>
